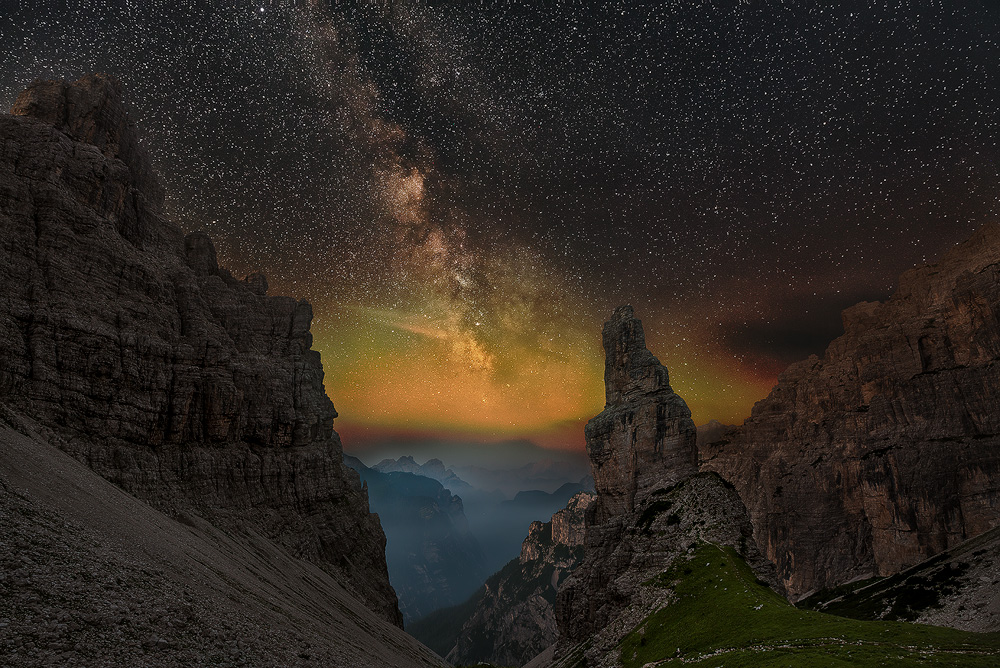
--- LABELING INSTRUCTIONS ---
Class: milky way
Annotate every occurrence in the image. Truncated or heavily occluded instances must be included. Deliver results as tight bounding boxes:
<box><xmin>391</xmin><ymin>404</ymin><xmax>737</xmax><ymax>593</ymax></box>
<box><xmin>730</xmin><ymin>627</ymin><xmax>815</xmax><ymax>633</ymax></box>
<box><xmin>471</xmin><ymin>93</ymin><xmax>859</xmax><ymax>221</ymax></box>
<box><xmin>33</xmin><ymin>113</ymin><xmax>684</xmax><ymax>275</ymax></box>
<box><xmin>2</xmin><ymin>2</ymin><xmax>997</xmax><ymax>448</ymax></box>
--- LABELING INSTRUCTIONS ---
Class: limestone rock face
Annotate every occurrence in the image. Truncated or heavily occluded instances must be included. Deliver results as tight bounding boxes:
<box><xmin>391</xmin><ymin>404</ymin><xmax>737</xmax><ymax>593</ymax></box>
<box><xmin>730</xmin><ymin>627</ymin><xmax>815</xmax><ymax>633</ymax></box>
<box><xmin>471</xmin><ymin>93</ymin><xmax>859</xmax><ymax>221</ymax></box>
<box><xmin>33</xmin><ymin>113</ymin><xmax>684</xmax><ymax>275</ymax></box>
<box><xmin>586</xmin><ymin>305</ymin><xmax>698</xmax><ymax>522</ymax></box>
<box><xmin>702</xmin><ymin>222</ymin><xmax>1000</xmax><ymax>600</ymax></box>
<box><xmin>520</xmin><ymin>492</ymin><xmax>593</xmax><ymax>564</ymax></box>
<box><xmin>409</xmin><ymin>492</ymin><xmax>595</xmax><ymax>668</ymax></box>
<box><xmin>552</xmin><ymin>308</ymin><xmax>781</xmax><ymax>665</ymax></box>
<box><xmin>9</xmin><ymin>73</ymin><xmax>167</xmax><ymax>245</ymax></box>
<box><xmin>0</xmin><ymin>75</ymin><xmax>401</xmax><ymax>626</ymax></box>
<box><xmin>550</xmin><ymin>491</ymin><xmax>592</xmax><ymax>550</ymax></box>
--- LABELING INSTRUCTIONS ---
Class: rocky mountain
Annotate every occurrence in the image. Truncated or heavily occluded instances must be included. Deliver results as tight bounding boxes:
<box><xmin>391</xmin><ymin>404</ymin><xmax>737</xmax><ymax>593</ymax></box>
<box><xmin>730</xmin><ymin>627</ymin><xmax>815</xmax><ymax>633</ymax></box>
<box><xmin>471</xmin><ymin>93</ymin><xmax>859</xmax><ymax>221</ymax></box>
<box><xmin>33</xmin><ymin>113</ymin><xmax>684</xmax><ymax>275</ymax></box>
<box><xmin>802</xmin><ymin>524</ymin><xmax>1000</xmax><ymax>633</ymax></box>
<box><xmin>343</xmin><ymin>456</ymin><xmax>487</xmax><ymax>624</ymax></box>
<box><xmin>0</xmin><ymin>73</ymin><xmax>427</xmax><ymax>662</ymax></box>
<box><xmin>409</xmin><ymin>491</ymin><xmax>594</xmax><ymax>667</ymax></box>
<box><xmin>527</xmin><ymin>306</ymin><xmax>1000</xmax><ymax>668</ymax></box>
<box><xmin>546</xmin><ymin>306</ymin><xmax>783</xmax><ymax>667</ymax></box>
<box><xmin>372</xmin><ymin>455</ymin><xmax>475</xmax><ymax>496</ymax></box>
<box><xmin>0</xmin><ymin>418</ymin><xmax>445</xmax><ymax>668</ymax></box>
<box><xmin>702</xmin><ymin>222</ymin><xmax>1000</xmax><ymax>600</ymax></box>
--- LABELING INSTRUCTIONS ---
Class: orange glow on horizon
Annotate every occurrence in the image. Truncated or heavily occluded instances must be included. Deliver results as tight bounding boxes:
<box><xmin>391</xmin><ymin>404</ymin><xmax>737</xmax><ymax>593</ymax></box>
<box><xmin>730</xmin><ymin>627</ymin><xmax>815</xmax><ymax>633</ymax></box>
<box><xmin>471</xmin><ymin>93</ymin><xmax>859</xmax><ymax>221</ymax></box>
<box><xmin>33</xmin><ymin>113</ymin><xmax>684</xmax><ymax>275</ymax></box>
<box><xmin>315</xmin><ymin>306</ymin><xmax>607</xmax><ymax>450</ymax></box>
<box><xmin>314</xmin><ymin>303</ymin><xmax>781</xmax><ymax>452</ymax></box>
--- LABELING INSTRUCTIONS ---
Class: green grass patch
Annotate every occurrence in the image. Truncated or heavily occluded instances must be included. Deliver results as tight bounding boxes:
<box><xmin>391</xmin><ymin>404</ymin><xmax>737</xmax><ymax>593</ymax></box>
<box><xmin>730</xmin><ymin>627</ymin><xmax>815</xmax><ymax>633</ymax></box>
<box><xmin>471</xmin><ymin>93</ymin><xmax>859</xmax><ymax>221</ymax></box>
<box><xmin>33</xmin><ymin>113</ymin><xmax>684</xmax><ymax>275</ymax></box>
<box><xmin>618</xmin><ymin>543</ymin><xmax>1000</xmax><ymax>667</ymax></box>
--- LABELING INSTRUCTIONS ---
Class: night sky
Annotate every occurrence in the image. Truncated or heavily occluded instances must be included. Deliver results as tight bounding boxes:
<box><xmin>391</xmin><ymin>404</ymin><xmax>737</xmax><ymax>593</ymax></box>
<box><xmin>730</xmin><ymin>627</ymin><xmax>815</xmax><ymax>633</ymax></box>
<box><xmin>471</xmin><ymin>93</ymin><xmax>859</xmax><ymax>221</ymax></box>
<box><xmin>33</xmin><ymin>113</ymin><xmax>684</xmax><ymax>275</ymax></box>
<box><xmin>2</xmin><ymin>2</ymin><xmax>998</xmax><ymax>451</ymax></box>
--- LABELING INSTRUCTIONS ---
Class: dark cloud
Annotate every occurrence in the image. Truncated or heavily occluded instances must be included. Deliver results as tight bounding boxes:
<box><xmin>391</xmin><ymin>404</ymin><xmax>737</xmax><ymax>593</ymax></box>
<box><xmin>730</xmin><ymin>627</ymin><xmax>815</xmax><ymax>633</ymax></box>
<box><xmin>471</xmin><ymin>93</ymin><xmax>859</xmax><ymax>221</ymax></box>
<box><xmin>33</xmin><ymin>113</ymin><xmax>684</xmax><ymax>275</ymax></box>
<box><xmin>724</xmin><ymin>288</ymin><xmax>887</xmax><ymax>370</ymax></box>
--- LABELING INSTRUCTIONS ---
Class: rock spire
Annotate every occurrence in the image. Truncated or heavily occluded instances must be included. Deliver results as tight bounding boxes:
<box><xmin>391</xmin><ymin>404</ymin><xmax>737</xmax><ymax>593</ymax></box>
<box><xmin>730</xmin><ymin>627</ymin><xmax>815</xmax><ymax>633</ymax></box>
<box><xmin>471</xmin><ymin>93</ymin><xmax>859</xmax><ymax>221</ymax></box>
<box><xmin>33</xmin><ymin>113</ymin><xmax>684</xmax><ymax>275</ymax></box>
<box><xmin>586</xmin><ymin>305</ymin><xmax>698</xmax><ymax>521</ymax></box>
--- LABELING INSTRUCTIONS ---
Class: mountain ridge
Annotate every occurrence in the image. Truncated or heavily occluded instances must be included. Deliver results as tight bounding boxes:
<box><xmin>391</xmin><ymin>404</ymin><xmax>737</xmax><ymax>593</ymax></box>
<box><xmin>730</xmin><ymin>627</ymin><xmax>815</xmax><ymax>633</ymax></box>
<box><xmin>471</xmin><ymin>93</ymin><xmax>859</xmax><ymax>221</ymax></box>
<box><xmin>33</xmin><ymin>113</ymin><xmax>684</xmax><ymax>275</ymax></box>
<box><xmin>702</xmin><ymin>221</ymin><xmax>1000</xmax><ymax>599</ymax></box>
<box><xmin>0</xmin><ymin>72</ymin><xmax>427</xmax><ymax>665</ymax></box>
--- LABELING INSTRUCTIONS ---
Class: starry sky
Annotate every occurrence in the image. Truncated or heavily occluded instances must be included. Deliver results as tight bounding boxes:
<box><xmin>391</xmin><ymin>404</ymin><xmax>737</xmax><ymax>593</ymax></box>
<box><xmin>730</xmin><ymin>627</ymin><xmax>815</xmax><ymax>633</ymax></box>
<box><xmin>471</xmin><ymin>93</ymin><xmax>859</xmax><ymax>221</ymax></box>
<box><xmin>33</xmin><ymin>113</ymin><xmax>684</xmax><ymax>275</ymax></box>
<box><xmin>2</xmin><ymin>1</ymin><xmax>998</xmax><ymax>452</ymax></box>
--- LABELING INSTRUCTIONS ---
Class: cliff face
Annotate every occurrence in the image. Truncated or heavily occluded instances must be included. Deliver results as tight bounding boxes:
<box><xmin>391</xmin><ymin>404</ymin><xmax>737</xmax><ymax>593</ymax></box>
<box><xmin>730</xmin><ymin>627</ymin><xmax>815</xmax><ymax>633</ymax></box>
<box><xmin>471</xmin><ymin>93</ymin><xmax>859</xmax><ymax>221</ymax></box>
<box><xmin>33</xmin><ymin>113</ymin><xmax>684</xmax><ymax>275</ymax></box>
<box><xmin>702</xmin><ymin>222</ymin><xmax>1000</xmax><ymax>600</ymax></box>
<box><xmin>0</xmin><ymin>74</ymin><xmax>401</xmax><ymax>625</ymax></box>
<box><xmin>409</xmin><ymin>492</ymin><xmax>595</xmax><ymax>668</ymax></box>
<box><xmin>552</xmin><ymin>308</ymin><xmax>781</xmax><ymax>667</ymax></box>
<box><xmin>586</xmin><ymin>306</ymin><xmax>698</xmax><ymax>522</ymax></box>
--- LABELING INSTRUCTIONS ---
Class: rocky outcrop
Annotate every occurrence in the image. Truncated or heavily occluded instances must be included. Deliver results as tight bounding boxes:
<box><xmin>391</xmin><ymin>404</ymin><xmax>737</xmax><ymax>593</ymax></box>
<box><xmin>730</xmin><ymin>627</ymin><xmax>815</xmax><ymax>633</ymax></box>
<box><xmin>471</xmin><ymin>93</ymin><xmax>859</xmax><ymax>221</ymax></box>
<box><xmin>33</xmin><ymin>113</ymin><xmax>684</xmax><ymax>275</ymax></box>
<box><xmin>409</xmin><ymin>492</ymin><xmax>595</xmax><ymax>667</ymax></box>
<box><xmin>802</xmin><ymin>524</ymin><xmax>1000</xmax><ymax>633</ymax></box>
<box><xmin>8</xmin><ymin>72</ymin><xmax>166</xmax><ymax>243</ymax></box>
<box><xmin>586</xmin><ymin>306</ymin><xmax>698</xmax><ymax>522</ymax></box>
<box><xmin>550</xmin><ymin>308</ymin><xmax>781</xmax><ymax>667</ymax></box>
<box><xmin>702</xmin><ymin>222</ymin><xmax>1000</xmax><ymax>600</ymax></box>
<box><xmin>0</xmin><ymin>74</ymin><xmax>400</xmax><ymax>625</ymax></box>
<box><xmin>550</xmin><ymin>491</ymin><xmax>592</xmax><ymax>550</ymax></box>
<box><xmin>552</xmin><ymin>474</ymin><xmax>782</xmax><ymax>667</ymax></box>
<box><xmin>344</xmin><ymin>456</ymin><xmax>487</xmax><ymax>624</ymax></box>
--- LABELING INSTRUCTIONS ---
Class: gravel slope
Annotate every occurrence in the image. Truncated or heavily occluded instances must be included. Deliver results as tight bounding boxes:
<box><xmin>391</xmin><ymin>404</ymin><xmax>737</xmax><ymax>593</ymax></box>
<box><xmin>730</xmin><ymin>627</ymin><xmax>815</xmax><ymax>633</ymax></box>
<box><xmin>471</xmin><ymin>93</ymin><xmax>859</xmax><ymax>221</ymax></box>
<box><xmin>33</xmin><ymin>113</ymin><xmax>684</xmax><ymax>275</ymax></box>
<box><xmin>0</xmin><ymin>413</ymin><xmax>447</xmax><ymax>668</ymax></box>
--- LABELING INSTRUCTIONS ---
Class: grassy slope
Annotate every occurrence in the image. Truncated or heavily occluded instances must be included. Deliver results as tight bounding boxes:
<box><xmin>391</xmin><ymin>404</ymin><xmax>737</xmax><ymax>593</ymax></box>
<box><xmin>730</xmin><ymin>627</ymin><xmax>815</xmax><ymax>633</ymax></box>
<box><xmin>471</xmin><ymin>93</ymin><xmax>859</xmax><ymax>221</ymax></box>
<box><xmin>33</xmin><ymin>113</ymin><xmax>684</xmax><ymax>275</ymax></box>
<box><xmin>618</xmin><ymin>544</ymin><xmax>1000</xmax><ymax>668</ymax></box>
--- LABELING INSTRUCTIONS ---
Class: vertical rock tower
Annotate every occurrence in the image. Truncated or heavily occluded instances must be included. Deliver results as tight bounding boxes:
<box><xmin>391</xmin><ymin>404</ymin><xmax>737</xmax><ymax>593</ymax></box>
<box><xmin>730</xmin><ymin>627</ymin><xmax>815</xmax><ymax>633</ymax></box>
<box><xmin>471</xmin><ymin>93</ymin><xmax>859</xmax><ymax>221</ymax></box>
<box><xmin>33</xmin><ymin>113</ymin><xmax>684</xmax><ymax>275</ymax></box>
<box><xmin>586</xmin><ymin>305</ymin><xmax>698</xmax><ymax>522</ymax></box>
<box><xmin>553</xmin><ymin>307</ymin><xmax>780</xmax><ymax>663</ymax></box>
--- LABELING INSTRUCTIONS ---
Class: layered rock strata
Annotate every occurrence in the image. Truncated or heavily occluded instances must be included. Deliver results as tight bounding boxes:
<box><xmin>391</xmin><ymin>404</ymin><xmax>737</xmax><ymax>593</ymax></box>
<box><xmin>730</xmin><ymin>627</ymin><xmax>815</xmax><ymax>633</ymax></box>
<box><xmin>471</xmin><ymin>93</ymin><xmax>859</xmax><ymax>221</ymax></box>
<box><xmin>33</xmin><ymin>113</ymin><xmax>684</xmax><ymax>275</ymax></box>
<box><xmin>0</xmin><ymin>74</ymin><xmax>400</xmax><ymax>625</ymax></box>
<box><xmin>702</xmin><ymin>222</ymin><xmax>1000</xmax><ymax>599</ymax></box>
<box><xmin>551</xmin><ymin>307</ymin><xmax>781</xmax><ymax>666</ymax></box>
